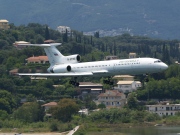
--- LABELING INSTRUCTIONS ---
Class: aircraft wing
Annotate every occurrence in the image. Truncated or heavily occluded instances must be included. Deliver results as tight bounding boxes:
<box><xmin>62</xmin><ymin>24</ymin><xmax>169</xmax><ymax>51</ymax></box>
<box><xmin>17</xmin><ymin>70</ymin><xmax>109</xmax><ymax>77</ymax></box>
<box><xmin>18</xmin><ymin>72</ymin><xmax>93</xmax><ymax>77</ymax></box>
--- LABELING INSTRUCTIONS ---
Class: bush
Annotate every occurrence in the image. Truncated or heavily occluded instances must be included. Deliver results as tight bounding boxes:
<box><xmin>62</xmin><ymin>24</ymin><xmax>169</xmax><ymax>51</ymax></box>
<box><xmin>50</xmin><ymin>122</ymin><xmax>58</xmax><ymax>131</ymax></box>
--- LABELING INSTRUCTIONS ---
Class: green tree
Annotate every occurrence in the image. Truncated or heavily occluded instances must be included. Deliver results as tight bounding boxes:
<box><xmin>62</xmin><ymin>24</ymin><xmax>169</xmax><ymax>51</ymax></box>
<box><xmin>5</xmin><ymin>56</ymin><xmax>18</xmax><ymax>70</ymax></box>
<box><xmin>127</xmin><ymin>93</ymin><xmax>138</xmax><ymax>109</ymax></box>
<box><xmin>94</xmin><ymin>31</ymin><xmax>99</xmax><ymax>38</ymax></box>
<box><xmin>36</xmin><ymin>34</ymin><xmax>44</xmax><ymax>44</ymax></box>
<box><xmin>62</xmin><ymin>29</ymin><xmax>68</xmax><ymax>43</ymax></box>
<box><xmin>0</xmin><ymin>90</ymin><xmax>16</xmax><ymax>113</ymax></box>
<box><xmin>51</xmin><ymin>98</ymin><xmax>79</xmax><ymax>122</ymax></box>
<box><xmin>26</xmin><ymin>94</ymin><xmax>36</xmax><ymax>102</ymax></box>
<box><xmin>45</xmin><ymin>26</ymin><xmax>50</xmax><ymax>40</ymax></box>
<box><xmin>0</xmin><ymin>79</ymin><xmax>15</xmax><ymax>93</ymax></box>
<box><xmin>13</xmin><ymin>102</ymin><xmax>44</xmax><ymax>123</ymax></box>
<box><xmin>98</xmin><ymin>103</ymin><xmax>106</xmax><ymax>109</ymax></box>
<box><xmin>0</xmin><ymin>110</ymin><xmax>9</xmax><ymax>120</ymax></box>
<box><xmin>0</xmin><ymin>39</ymin><xmax>9</xmax><ymax>49</ymax></box>
<box><xmin>88</xmin><ymin>101</ymin><xmax>97</xmax><ymax>110</ymax></box>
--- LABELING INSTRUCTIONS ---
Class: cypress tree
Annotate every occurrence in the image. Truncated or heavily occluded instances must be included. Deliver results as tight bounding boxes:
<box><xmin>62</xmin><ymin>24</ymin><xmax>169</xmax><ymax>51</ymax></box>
<box><xmin>45</xmin><ymin>26</ymin><xmax>50</xmax><ymax>40</ymax></box>
<box><xmin>62</xmin><ymin>29</ymin><xmax>68</xmax><ymax>43</ymax></box>
<box><xmin>114</xmin><ymin>41</ymin><xmax>117</xmax><ymax>55</ymax></box>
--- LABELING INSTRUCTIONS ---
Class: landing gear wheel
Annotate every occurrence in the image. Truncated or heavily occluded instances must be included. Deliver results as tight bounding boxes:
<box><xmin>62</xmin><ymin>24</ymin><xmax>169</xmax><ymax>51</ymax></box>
<box><xmin>75</xmin><ymin>82</ymin><xmax>79</xmax><ymax>87</ymax></box>
<box><xmin>103</xmin><ymin>77</ymin><xmax>114</xmax><ymax>85</ymax></box>
<box><xmin>69</xmin><ymin>78</ymin><xmax>79</xmax><ymax>87</ymax></box>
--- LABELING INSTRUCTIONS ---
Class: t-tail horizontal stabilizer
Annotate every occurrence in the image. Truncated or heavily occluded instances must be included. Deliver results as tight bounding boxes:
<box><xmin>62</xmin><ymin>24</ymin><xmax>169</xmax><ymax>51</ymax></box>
<box><xmin>17</xmin><ymin>43</ymin><xmax>64</xmax><ymax>66</ymax></box>
<box><xmin>16</xmin><ymin>43</ymin><xmax>62</xmax><ymax>47</ymax></box>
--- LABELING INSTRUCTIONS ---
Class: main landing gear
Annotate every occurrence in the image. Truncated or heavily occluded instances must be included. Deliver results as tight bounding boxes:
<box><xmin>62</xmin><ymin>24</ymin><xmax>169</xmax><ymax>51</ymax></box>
<box><xmin>69</xmin><ymin>77</ymin><xmax>79</xmax><ymax>87</ymax></box>
<box><xmin>144</xmin><ymin>73</ymin><xmax>149</xmax><ymax>82</ymax></box>
<box><xmin>103</xmin><ymin>77</ymin><xmax>114</xmax><ymax>85</ymax></box>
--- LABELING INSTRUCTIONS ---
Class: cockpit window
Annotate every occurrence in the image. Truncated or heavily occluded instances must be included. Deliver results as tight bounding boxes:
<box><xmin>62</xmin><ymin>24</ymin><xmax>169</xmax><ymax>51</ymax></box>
<box><xmin>154</xmin><ymin>60</ymin><xmax>162</xmax><ymax>63</ymax></box>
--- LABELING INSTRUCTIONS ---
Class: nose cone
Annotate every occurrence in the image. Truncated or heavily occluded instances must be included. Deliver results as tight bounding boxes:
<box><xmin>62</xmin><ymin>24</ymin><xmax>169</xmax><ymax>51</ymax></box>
<box><xmin>161</xmin><ymin>63</ymin><xmax>168</xmax><ymax>70</ymax></box>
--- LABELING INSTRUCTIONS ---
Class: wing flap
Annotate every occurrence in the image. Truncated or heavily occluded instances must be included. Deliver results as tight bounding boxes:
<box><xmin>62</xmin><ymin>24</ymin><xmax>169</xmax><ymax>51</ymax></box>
<box><xmin>92</xmin><ymin>70</ymin><xmax>108</xmax><ymax>74</ymax></box>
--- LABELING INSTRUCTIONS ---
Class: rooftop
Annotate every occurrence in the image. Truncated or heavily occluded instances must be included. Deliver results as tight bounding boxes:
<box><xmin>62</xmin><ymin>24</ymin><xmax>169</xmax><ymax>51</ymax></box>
<box><xmin>14</xmin><ymin>41</ymin><xmax>30</xmax><ymax>45</ymax></box>
<box><xmin>117</xmin><ymin>81</ymin><xmax>134</xmax><ymax>85</ymax></box>
<box><xmin>79</xmin><ymin>82</ymin><xmax>103</xmax><ymax>86</ymax></box>
<box><xmin>26</xmin><ymin>56</ymin><xmax>48</xmax><ymax>61</ymax></box>
<box><xmin>0</xmin><ymin>19</ymin><xmax>8</xmax><ymax>22</ymax></box>
<box><xmin>98</xmin><ymin>90</ymin><xmax>123</xmax><ymax>97</ymax></box>
<box><xmin>42</xmin><ymin>102</ymin><xmax>57</xmax><ymax>107</ymax></box>
<box><xmin>113</xmin><ymin>75</ymin><xmax>134</xmax><ymax>78</ymax></box>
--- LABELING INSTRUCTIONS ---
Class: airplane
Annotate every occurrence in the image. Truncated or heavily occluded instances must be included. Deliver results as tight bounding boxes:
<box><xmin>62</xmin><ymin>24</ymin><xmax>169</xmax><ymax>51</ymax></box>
<box><xmin>18</xmin><ymin>43</ymin><xmax>168</xmax><ymax>86</ymax></box>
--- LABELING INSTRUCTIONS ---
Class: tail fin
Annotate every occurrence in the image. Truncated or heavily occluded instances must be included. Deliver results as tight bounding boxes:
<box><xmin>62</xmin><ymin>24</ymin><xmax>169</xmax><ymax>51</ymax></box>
<box><xmin>43</xmin><ymin>43</ymin><xmax>65</xmax><ymax>65</ymax></box>
<box><xmin>19</xmin><ymin>43</ymin><xmax>65</xmax><ymax>65</ymax></box>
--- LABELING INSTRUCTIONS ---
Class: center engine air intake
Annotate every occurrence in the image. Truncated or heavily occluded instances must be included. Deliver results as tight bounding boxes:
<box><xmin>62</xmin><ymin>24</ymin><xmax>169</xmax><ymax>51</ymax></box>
<box><xmin>65</xmin><ymin>54</ymin><xmax>81</xmax><ymax>63</ymax></box>
<box><xmin>76</xmin><ymin>55</ymin><xmax>81</xmax><ymax>62</ymax></box>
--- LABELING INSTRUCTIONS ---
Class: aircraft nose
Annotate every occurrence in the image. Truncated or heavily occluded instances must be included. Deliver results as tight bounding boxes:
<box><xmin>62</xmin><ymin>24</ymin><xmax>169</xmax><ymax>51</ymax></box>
<box><xmin>162</xmin><ymin>63</ymin><xmax>168</xmax><ymax>70</ymax></box>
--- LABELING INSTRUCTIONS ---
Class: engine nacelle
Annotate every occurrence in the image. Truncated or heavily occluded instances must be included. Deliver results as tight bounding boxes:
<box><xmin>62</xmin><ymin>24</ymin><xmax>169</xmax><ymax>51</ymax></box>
<box><xmin>48</xmin><ymin>65</ymin><xmax>72</xmax><ymax>73</ymax></box>
<box><xmin>64</xmin><ymin>54</ymin><xmax>81</xmax><ymax>64</ymax></box>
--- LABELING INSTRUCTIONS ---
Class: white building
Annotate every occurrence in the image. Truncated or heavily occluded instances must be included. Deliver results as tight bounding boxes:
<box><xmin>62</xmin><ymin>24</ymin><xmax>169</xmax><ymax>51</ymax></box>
<box><xmin>129</xmin><ymin>52</ymin><xmax>136</xmax><ymax>58</ymax></box>
<box><xmin>146</xmin><ymin>104</ymin><xmax>180</xmax><ymax>117</ymax></box>
<box><xmin>57</xmin><ymin>26</ymin><xmax>71</xmax><ymax>35</ymax></box>
<box><xmin>78</xmin><ymin>109</ymin><xmax>88</xmax><ymax>115</ymax></box>
<box><xmin>0</xmin><ymin>19</ymin><xmax>10</xmax><ymax>30</ymax></box>
<box><xmin>115</xmin><ymin>81</ymin><xmax>141</xmax><ymax>93</ymax></box>
<box><xmin>98</xmin><ymin>90</ymin><xmax>126</xmax><ymax>108</ymax></box>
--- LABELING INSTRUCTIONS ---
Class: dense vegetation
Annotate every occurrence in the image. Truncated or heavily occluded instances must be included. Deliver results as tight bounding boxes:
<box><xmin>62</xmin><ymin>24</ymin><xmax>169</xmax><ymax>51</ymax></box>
<box><xmin>0</xmin><ymin>23</ymin><xmax>180</xmax><ymax>133</ymax></box>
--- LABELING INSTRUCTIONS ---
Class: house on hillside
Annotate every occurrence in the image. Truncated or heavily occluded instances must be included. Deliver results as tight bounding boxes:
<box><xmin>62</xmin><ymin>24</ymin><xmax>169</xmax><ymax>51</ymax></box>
<box><xmin>9</xmin><ymin>68</ymin><xmax>18</xmax><ymax>75</ymax></box>
<box><xmin>104</xmin><ymin>56</ymin><xmax>118</xmax><ymax>60</ymax></box>
<box><xmin>98</xmin><ymin>90</ymin><xmax>126</xmax><ymax>108</ymax></box>
<box><xmin>26</xmin><ymin>56</ymin><xmax>49</xmax><ymax>64</ymax></box>
<box><xmin>113</xmin><ymin>75</ymin><xmax>134</xmax><ymax>81</ymax></box>
<box><xmin>146</xmin><ymin>103</ymin><xmax>180</xmax><ymax>116</ymax></box>
<box><xmin>57</xmin><ymin>26</ymin><xmax>71</xmax><ymax>36</ymax></box>
<box><xmin>41</xmin><ymin>102</ymin><xmax>57</xmax><ymax>112</ymax></box>
<box><xmin>129</xmin><ymin>52</ymin><xmax>136</xmax><ymax>58</ymax></box>
<box><xmin>115</xmin><ymin>80</ymin><xmax>141</xmax><ymax>93</ymax></box>
<box><xmin>77</xmin><ymin>82</ymin><xmax>104</xmax><ymax>99</ymax></box>
<box><xmin>113</xmin><ymin>75</ymin><xmax>134</xmax><ymax>84</ymax></box>
<box><xmin>113</xmin><ymin>74</ymin><xmax>141</xmax><ymax>94</ymax></box>
<box><xmin>0</xmin><ymin>19</ymin><xmax>10</xmax><ymax>30</ymax></box>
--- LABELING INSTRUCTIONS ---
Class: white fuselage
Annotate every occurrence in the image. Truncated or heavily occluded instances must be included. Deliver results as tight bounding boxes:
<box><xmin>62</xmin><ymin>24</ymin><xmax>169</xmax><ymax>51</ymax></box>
<box><xmin>52</xmin><ymin>57</ymin><xmax>168</xmax><ymax>76</ymax></box>
<box><xmin>18</xmin><ymin>43</ymin><xmax>168</xmax><ymax>78</ymax></box>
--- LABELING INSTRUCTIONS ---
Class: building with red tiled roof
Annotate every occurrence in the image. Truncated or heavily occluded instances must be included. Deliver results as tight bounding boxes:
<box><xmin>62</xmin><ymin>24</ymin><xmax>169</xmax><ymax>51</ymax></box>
<box><xmin>26</xmin><ymin>56</ymin><xmax>49</xmax><ymax>64</ymax></box>
<box><xmin>42</xmin><ymin>102</ymin><xmax>57</xmax><ymax>111</ymax></box>
<box><xmin>44</xmin><ymin>39</ymin><xmax>55</xmax><ymax>44</ymax></box>
<box><xmin>98</xmin><ymin>90</ymin><xmax>126</xmax><ymax>108</ymax></box>
<box><xmin>9</xmin><ymin>68</ymin><xmax>18</xmax><ymax>75</ymax></box>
